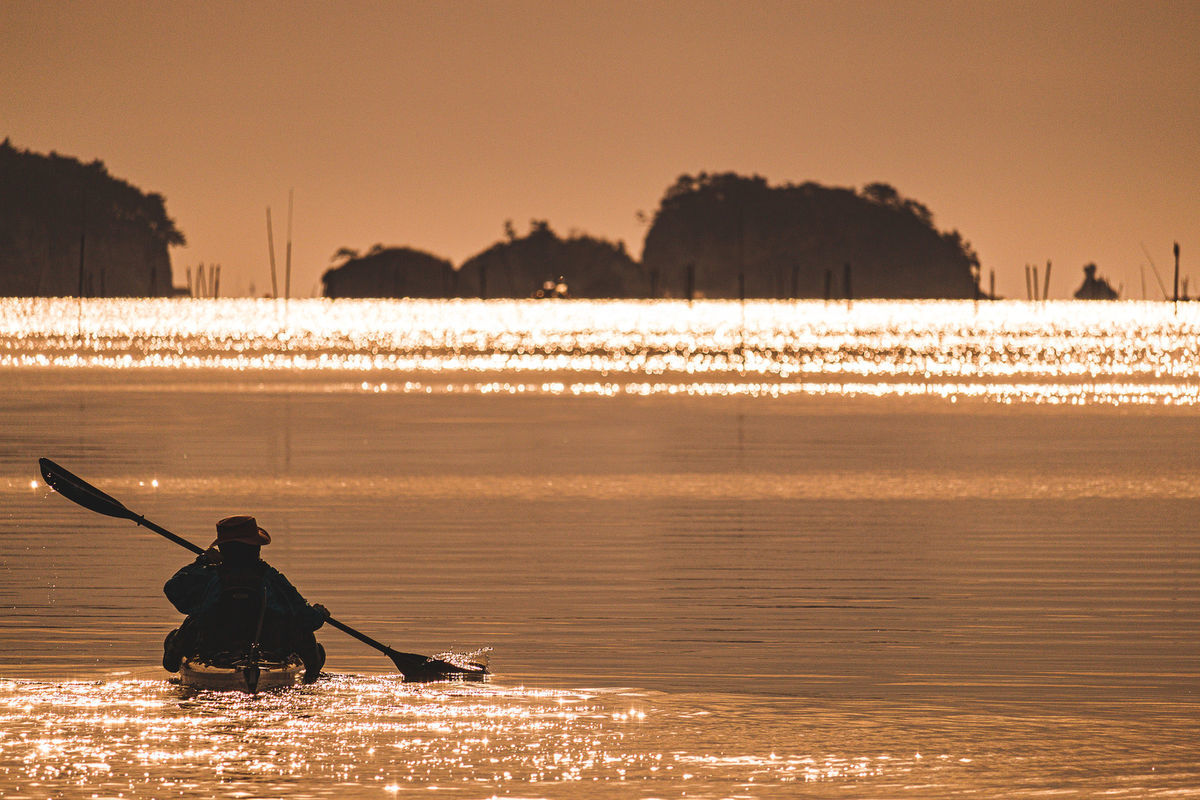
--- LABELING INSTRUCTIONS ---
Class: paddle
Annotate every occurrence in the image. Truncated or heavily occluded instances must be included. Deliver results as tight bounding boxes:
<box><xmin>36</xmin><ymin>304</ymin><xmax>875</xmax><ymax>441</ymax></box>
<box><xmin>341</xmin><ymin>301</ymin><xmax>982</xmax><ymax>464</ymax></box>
<box><xmin>37</xmin><ymin>458</ymin><xmax>487</xmax><ymax>682</ymax></box>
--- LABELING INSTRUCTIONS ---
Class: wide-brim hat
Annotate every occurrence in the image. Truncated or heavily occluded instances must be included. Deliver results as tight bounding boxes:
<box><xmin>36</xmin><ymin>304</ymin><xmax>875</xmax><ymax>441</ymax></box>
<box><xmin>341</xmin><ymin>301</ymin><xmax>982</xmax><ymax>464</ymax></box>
<box><xmin>212</xmin><ymin>515</ymin><xmax>271</xmax><ymax>547</ymax></box>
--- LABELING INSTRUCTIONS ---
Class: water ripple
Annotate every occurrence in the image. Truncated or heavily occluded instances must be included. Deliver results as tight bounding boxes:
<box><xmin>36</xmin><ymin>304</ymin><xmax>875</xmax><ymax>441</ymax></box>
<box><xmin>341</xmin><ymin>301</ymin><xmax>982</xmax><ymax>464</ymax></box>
<box><xmin>0</xmin><ymin>678</ymin><xmax>1196</xmax><ymax>798</ymax></box>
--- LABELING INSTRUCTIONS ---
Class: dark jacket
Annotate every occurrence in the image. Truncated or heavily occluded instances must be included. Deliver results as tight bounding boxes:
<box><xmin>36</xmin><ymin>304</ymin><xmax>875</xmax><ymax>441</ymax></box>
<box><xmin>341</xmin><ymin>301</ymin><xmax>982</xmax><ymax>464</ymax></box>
<box><xmin>165</xmin><ymin>554</ymin><xmax>325</xmax><ymax>657</ymax></box>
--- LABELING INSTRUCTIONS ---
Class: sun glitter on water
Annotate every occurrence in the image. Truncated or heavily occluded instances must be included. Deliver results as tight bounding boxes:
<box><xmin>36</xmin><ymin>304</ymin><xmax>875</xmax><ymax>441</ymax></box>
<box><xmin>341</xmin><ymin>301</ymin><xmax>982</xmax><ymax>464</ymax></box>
<box><xmin>0</xmin><ymin>676</ymin><xmax>993</xmax><ymax>799</ymax></box>
<box><xmin>2</xmin><ymin>297</ymin><xmax>1197</xmax><ymax>404</ymax></box>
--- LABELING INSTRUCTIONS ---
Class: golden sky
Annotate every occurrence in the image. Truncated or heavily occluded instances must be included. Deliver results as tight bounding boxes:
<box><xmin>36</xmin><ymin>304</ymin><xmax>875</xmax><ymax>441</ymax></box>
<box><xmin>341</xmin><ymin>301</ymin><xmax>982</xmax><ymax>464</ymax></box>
<box><xmin>3</xmin><ymin>0</ymin><xmax>1197</xmax><ymax>298</ymax></box>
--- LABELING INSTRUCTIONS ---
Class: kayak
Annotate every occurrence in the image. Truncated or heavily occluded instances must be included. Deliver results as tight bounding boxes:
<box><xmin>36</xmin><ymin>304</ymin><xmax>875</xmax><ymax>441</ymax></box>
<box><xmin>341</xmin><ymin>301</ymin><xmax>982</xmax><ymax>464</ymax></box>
<box><xmin>38</xmin><ymin>459</ymin><xmax>492</xmax><ymax>687</ymax></box>
<box><xmin>178</xmin><ymin>654</ymin><xmax>306</xmax><ymax>693</ymax></box>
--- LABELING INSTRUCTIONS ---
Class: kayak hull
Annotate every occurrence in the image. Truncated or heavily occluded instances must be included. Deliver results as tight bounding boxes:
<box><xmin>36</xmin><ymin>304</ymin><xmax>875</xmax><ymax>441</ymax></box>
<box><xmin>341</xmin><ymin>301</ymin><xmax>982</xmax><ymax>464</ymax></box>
<box><xmin>178</xmin><ymin>655</ymin><xmax>305</xmax><ymax>692</ymax></box>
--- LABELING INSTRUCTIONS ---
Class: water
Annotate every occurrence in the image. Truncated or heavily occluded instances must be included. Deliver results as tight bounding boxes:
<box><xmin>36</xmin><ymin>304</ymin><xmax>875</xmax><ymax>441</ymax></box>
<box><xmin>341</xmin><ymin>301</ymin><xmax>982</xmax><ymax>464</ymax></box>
<box><xmin>1</xmin><ymin>299</ymin><xmax>1197</xmax><ymax>798</ymax></box>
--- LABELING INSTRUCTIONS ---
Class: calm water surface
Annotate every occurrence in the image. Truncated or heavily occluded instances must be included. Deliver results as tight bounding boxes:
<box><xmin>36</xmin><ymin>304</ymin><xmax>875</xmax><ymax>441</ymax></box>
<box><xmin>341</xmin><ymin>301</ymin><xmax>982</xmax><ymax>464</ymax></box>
<box><xmin>0</xmin><ymin>299</ymin><xmax>1197</xmax><ymax>798</ymax></box>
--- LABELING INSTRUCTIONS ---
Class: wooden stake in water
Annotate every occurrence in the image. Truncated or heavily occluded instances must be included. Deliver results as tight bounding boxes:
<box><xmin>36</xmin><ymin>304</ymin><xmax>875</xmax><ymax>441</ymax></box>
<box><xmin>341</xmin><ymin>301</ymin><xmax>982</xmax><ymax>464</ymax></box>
<box><xmin>1042</xmin><ymin>260</ymin><xmax>1052</xmax><ymax>302</ymax></box>
<box><xmin>285</xmin><ymin>189</ymin><xmax>294</xmax><ymax>304</ymax></box>
<box><xmin>738</xmin><ymin>270</ymin><xmax>746</xmax><ymax>372</ymax></box>
<box><xmin>77</xmin><ymin>196</ymin><xmax>86</xmax><ymax>341</ymax></box>
<box><xmin>1173</xmin><ymin>241</ymin><xmax>1180</xmax><ymax>313</ymax></box>
<box><xmin>1140</xmin><ymin>241</ymin><xmax>1169</xmax><ymax>300</ymax></box>
<box><xmin>1025</xmin><ymin>264</ymin><xmax>1032</xmax><ymax>300</ymax></box>
<box><xmin>266</xmin><ymin>207</ymin><xmax>279</xmax><ymax>299</ymax></box>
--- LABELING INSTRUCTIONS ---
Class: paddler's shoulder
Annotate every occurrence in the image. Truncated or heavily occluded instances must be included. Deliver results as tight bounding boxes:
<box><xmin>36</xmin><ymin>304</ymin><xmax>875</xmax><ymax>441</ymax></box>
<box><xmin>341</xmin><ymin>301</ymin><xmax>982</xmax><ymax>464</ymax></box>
<box><xmin>257</xmin><ymin>560</ymin><xmax>288</xmax><ymax>580</ymax></box>
<box><xmin>171</xmin><ymin>555</ymin><xmax>218</xmax><ymax>578</ymax></box>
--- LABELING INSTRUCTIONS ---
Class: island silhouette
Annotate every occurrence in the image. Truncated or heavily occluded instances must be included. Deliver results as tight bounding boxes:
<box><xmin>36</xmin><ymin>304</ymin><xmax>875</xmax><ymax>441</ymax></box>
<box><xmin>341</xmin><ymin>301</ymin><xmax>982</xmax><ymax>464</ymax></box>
<box><xmin>0</xmin><ymin>140</ymin><xmax>183</xmax><ymax>297</ymax></box>
<box><xmin>0</xmin><ymin>142</ymin><xmax>1121</xmax><ymax>300</ymax></box>
<box><xmin>325</xmin><ymin>173</ymin><xmax>985</xmax><ymax>300</ymax></box>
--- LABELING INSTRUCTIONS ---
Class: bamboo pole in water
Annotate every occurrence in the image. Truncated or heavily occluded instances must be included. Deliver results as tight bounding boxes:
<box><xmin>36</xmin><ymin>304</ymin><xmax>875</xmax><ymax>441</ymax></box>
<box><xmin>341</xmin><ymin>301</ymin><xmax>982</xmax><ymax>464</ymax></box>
<box><xmin>738</xmin><ymin>269</ymin><xmax>746</xmax><ymax>372</ymax></box>
<box><xmin>1042</xmin><ymin>261</ymin><xmax>1052</xmax><ymax>301</ymax></box>
<box><xmin>1140</xmin><ymin>242</ymin><xmax>1169</xmax><ymax>299</ymax></box>
<box><xmin>1173</xmin><ymin>241</ymin><xmax>1180</xmax><ymax>312</ymax></box>
<box><xmin>77</xmin><ymin>198</ymin><xmax>86</xmax><ymax>339</ymax></box>
<box><xmin>77</xmin><ymin>224</ymin><xmax>86</xmax><ymax>298</ymax></box>
<box><xmin>285</xmin><ymin>189</ymin><xmax>293</xmax><ymax>303</ymax></box>
<box><xmin>1025</xmin><ymin>265</ymin><xmax>1032</xmax><ymax>300</ymax></box>
<box><xmin>266</xmin><ymin>207</ymin><xmax>278</xmax><ymax>299</ymax></box>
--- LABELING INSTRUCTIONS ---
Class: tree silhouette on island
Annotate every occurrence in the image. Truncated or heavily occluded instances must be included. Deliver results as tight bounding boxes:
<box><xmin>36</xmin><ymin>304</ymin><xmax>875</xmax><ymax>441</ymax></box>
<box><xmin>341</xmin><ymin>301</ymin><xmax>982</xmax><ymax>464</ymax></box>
<box><xmin>0</xmin><ymin>140</ymin><xmax>185</xmax><ymax>297</ymax></box>
<box><xmin>641</xmin><ymin>173</ymin><xmax>981</xmax><ymax>299</ymax></box>
<box><xmin>321</xmin><ymin>244</ymin><xmax>457</xmax><ymax>298</ymax></box>
<box><xmin>324</xmin><ymin>173</ymin><xmax>984</xmax><ymax>300</ymax></box>
<box><xmin>456</xmin><ymin>220</ymin><xmax>644</xmax><ymax>299</ymax></box>
<box><xmin>325</xmin><ymin>221</ymin><xmax>644</xmax><ymax>300</ymax></box>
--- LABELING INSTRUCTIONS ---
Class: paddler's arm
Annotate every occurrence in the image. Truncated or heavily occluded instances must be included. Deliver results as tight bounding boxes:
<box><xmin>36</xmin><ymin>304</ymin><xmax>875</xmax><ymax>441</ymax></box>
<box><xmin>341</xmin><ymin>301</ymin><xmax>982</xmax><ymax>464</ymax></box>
<box><xmin>163</xmin><ymin>554</ymin><xmax>219</xmax><ymax>615</ymax></box>
<box><xmin>265</xmin><ymin>567</ymin><xmax>330</xmax><ymax>630</ymax></box>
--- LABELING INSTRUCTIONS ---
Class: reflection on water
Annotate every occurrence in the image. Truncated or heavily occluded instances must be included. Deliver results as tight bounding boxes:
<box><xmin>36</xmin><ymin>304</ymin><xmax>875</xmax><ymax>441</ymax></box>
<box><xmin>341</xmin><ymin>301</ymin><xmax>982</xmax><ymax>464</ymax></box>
<box><xmin>12</xmin><ymin>469</ymin><xmax>1200</xmax><ymax>502</ymax></box>
<box><xmin>1</xmin><ymin>676</ymin><xmax>1195</xmax><ymax>799</ymax></box>
<box><xmin>2</xmin><ymin>298</ymin><xmax>1199</xmax><ymax>403</ymax></box>
<box><xmin>3</xmin><ymin>298</ymin><xmax>1199</xmax><ymax>797</ymax></box>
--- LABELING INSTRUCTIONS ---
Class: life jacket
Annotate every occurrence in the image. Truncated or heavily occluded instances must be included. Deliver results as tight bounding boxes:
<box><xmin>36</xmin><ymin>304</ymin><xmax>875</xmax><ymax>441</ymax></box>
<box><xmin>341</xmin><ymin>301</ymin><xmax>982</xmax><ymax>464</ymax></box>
<box><xmin>194</xmin><ymin>561</ymin><xmax>289</xmax><ymax>658</ymax></box>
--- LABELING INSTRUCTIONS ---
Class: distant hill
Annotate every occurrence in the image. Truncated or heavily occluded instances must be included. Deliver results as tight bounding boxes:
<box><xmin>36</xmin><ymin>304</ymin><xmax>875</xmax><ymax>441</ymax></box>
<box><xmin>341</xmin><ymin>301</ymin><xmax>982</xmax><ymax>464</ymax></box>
<box><xmin>457</xmin><ymin>221</ymin><xmax>645</xmax><ymax>299</ymax></box>
<box><xmin>0</xmin><ymin>140</ymin><xmax>184</xmax><ymax>297</ymax></box>
<box><xmin>321</xmin><ymin>245</ymin><xmax>458</xmax><ymax>298</ymax></box>
<box><xmin>322</xmin><ymin>174</ymin><xmax>984</xmax><ymax>301</ymax></box>
<box><xmin>320</xmin><ymin>225</ymin><xmax>644</xmax><ymax>300</ymax></box>
<box><xmin>642</xmin><ymin>173</ymin><xmax>981</xmax><ymax>299</ymax></box>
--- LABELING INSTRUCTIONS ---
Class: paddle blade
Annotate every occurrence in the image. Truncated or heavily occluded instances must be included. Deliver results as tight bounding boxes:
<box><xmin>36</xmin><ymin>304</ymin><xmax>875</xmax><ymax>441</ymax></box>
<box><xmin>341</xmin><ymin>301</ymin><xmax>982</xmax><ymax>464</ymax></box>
<box><xmin>387</xmin><ymin>650</ymin><xmax>490</xmax><ymax>683</ymax></box>
<box><xmin>38</xmin><ymin>458</ymin><xmax>133</xmax><ymax>520</ymax></box>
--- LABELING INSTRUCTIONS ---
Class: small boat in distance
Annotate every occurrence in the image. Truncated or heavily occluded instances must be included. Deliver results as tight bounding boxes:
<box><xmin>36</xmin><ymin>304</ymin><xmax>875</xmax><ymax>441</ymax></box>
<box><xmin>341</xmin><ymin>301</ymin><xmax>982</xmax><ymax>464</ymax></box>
<box><xmin>1073</xmin><ymin>263</ymin><xmax>1119</xmax><ymax>300</ymax></box>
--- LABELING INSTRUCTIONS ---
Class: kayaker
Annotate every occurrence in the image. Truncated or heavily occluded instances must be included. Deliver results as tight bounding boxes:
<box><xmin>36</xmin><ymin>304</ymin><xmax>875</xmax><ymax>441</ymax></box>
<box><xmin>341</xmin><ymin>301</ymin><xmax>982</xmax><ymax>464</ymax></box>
<box><xmin>161</xmin><ymin>515</ymin><xmax>330</xmax><ymax>683</ymax></box>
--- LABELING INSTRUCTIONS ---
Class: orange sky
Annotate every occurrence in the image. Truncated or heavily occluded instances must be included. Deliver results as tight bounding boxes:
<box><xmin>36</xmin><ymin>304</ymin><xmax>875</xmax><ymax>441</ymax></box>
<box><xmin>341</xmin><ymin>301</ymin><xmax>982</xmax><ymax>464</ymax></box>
<box><xmin>3</xmin><ymin>0</ymin><xmax>1197</xmax><ymax>299</ymax></box>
